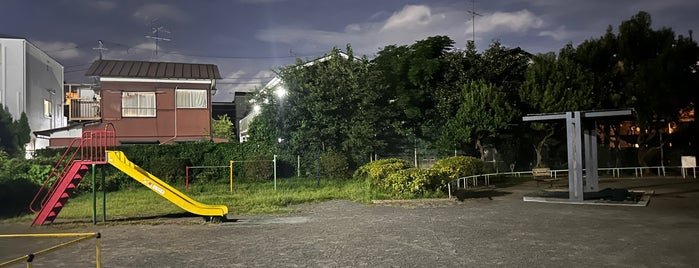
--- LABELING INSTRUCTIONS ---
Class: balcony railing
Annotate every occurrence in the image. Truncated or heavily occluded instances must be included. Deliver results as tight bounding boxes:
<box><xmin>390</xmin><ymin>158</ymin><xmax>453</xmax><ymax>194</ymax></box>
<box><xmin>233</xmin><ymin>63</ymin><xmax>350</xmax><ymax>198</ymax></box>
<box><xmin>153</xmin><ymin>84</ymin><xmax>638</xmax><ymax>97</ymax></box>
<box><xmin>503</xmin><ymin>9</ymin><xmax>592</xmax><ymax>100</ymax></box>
<box><xmin>68</xmin><ymin>99</ymin><xmax>100</xmax><ymax>121</ymax></box>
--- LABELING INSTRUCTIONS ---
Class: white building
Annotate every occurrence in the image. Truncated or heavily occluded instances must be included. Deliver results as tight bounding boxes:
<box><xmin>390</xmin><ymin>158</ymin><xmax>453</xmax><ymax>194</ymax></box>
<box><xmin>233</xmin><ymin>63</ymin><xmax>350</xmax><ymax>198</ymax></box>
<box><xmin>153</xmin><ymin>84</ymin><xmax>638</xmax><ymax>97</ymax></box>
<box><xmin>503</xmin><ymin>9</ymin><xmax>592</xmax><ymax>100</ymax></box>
<box><xmin>0</xmin><ymin>35</ymin><xmax>66</xmax><ymax>157</ymax></box>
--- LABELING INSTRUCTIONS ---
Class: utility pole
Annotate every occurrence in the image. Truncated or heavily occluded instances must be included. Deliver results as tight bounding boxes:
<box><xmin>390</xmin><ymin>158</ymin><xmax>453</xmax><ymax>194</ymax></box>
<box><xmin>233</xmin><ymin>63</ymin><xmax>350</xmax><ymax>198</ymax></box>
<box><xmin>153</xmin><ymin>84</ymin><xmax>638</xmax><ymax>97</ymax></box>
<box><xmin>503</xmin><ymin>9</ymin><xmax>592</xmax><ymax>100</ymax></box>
<box><xmin>467</xmin><ymin>0</ymin><xmax>482</xmax><ymax>44</ymax></box>
<box><xmin>145</xmin><ymin>26</ymin><xmax>171</xmax><ymax>56</ymax></box>
<box><xmin>92</xmin><ymin>40</ymin><xmax>107</xmax><ymax>60</ymax></box>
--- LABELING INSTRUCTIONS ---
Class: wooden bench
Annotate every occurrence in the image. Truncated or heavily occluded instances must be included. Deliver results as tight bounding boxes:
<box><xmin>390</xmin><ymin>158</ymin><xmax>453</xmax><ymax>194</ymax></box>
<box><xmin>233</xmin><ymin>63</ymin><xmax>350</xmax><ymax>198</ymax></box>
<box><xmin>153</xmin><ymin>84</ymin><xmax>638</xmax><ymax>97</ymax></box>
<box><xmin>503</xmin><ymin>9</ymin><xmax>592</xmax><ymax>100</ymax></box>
<box><xmin>532</xmin><ymin>168</ymin><xmax>559</xmax><ymax>187</ymax></box>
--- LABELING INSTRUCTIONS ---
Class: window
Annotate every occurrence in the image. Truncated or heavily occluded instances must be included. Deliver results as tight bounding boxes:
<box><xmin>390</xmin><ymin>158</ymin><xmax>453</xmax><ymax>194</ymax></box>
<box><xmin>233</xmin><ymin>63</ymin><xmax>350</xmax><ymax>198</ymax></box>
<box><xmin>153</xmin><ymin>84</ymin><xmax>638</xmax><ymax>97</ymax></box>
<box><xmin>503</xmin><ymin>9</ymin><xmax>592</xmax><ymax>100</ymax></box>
<box><xmin>43</xmin><ymin>99</ymin><xmax>52</xmax><ymax>118</ymax></box>
<box><xmin>122</xmin><ymin>92</ymin><xmax>156</xmax><ymax>117</ymax></box>
<box><xmin>176</xmin><ymin>89</ymin><xmax>207</xmax><ymax>108</ymax></box>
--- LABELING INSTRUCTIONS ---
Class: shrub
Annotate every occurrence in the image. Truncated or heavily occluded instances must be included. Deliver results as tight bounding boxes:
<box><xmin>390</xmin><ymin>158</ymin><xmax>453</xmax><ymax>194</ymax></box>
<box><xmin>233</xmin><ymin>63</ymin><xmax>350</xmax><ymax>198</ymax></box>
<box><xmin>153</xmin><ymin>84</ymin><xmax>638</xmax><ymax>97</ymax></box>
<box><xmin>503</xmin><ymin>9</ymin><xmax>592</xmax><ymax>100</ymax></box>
<box><xmin>0</xmin><ymin>178</ymin><xmax>40</xmax><ymax>218</ymax></box>
<box><xmin>244</xmin><ymin>155</ymin><xmax>274</xmax><ymax>182</ymax></box>
<box><xmin>148</xmin><ymin>156</ymin><xmax>190</xmax><ymax>183</ymax></box>
<box><xmin>384</xmin><ymin>168</ymin><xmax>446</xmax><ymax>196</ymax></box>
<box><xmin>432</xmin><ymin>156</ymin><xmax>492</xmax><ymax>182</ymax></box>
<box><xmin>353</xmin><ymin>158</ymin><xmax>411</xmax><ymax>186</ymax></box>
<box><xmin>320</xmin><ymin>151</ymin><xmax>350</xmax><ymax>179</ymax></box>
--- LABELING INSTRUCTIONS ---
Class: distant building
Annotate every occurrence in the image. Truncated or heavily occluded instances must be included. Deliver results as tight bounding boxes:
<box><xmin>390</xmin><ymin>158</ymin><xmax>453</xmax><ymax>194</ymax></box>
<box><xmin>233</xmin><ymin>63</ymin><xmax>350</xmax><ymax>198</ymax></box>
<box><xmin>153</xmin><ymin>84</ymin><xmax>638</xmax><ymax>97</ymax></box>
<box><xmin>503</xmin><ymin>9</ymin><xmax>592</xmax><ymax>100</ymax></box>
<box><xmin>0</xmin><ymin>35</ymin><xmax>66</xmax><ymax>157</ymax></box>
<box><xmin>238</xmin><ymin>51</ymin><xmax>352</xmax><ymax>142</ymax></box>
<box><xmin>42</xmin><ymin>59</ymin><xmax>221</xmax><ymax>146</ymax></box>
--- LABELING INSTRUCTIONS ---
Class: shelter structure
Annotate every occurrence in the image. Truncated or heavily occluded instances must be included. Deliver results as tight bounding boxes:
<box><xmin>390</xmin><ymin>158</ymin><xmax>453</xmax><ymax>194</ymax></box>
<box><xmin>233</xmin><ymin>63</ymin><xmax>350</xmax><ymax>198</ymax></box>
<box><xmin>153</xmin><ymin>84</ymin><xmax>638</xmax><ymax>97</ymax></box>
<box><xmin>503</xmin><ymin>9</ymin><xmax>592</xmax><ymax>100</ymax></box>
<box><xmin>522</xmin><ymin>109</ymin><xmax>634</xmax><ymax>201</ymax></box>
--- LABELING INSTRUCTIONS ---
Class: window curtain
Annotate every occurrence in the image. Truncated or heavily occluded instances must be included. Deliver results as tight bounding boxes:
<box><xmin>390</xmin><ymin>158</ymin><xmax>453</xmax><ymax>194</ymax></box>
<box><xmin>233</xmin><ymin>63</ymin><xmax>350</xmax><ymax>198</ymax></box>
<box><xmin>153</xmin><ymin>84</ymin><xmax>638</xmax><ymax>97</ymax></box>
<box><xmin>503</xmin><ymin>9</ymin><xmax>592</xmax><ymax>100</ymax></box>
<box><xmin>122</xmin><ymin>92</ymin><xmax>156</xmax><ymax>117</ymax></box>
<box><xmin>176</xmin><ymin>89</ymin><xmax>207</xmax><ymax>108</ymax></box>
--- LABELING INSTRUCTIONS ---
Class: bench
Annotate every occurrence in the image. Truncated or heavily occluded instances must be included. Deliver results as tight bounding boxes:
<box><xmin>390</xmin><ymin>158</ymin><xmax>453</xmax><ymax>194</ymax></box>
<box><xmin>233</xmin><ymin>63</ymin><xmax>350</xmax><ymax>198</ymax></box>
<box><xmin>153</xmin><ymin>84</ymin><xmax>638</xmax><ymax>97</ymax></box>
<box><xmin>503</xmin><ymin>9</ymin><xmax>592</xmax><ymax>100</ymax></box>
<box><xmin>532</xmin><ymin>168</ymin><xmax>559</xmax><ymax>187</ymax></box>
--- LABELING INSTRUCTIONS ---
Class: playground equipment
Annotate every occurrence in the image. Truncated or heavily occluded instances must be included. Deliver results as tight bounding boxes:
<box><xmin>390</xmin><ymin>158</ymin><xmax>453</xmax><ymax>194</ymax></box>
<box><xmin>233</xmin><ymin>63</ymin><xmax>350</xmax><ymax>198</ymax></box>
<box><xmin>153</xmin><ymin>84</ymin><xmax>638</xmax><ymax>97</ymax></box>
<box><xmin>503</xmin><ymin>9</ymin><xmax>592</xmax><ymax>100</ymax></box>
<box><xmin>0</xmin><ymin>232</ymin><xmax>101</xmax><ymax>267</ymax></box>
<box><xmin>186</xmin><ymin>155</ymin><xmax>280</xmax><ymax>192</ymax></box>
<box><xmin>29</xmin><ymin>126</ymin><xmax>228</xmax><ymax>226</ymax></box>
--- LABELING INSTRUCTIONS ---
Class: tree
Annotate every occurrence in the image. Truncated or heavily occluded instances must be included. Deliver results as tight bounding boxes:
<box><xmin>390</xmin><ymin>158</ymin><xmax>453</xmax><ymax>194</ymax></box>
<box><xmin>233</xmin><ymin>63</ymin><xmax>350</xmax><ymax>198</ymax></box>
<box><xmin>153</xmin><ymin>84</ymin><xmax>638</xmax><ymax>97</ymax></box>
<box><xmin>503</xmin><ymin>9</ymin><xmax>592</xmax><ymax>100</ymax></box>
<box><xmin>371</xmin><ymin>36</ymin><xmax>455</xmax><ymax>141</ymax></box>
<box><xmin>211</xmin><ymin>114</ymin><xmax>234</xmax><ymax>140</ymax></box>
<box><xmin>440</xmin><ymin>80</ymin><xmax>518</xmax><ymax>161</ymax></box>
<box><xmin>572</xmin><ymin>11</ymin><xmax>699</xmax><ymax>164</ymax></box>
<box><xmin>519</xmin><ymin>45</ymin><xmax>596</xmax><ymax>167</ymax></box>
<box><xmin>273</xmin><ymin>46</ymin><xmax>383</xmax><ymax>166</ymax></box>
<box><xmin>0</xmin><ymin>105</ymin><xmax>30</xmax><ymax>157</ymax></box>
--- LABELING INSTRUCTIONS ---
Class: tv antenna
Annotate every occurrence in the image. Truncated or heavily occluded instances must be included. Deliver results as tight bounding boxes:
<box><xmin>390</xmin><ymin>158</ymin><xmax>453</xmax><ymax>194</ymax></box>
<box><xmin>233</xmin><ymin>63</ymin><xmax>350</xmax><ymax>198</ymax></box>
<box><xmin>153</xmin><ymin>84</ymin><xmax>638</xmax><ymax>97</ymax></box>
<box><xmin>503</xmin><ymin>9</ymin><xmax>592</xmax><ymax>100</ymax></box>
<box><xmin>467</xmin><ymin>0</ymin><xmax>482</xmax><ymax>44</ymax></box>
<box><xmin>92</xmin><ymin>40</ymin><xmax>108</xmax><ymax>60</ymax></box>
<box><xmin>145</xmin><ymin>25</ymin><xmax>171</xmax><ymax>56</ymax></box>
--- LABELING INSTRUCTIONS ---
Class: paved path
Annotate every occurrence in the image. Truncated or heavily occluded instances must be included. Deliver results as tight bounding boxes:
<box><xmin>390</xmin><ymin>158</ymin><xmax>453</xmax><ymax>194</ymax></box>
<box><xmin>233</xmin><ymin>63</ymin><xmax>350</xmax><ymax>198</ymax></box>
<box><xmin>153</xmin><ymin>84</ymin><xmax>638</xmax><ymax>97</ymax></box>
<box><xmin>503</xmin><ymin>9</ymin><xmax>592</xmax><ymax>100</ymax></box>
<box><xmin>2</xmin><ymin>177</ymin><xmax>699</xmax><ymax>267</ymax></box>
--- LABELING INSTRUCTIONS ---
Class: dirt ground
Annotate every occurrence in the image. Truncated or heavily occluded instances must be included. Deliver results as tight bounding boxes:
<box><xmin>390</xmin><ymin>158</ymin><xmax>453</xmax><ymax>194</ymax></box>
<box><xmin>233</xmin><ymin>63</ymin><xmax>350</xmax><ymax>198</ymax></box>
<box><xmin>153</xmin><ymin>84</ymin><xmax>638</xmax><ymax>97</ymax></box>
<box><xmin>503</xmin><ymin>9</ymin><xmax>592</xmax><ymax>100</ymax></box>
<box><xmin>2</xmin><ymin>177</ymin><xmax>699</xmax><ymax>267</ymax></box>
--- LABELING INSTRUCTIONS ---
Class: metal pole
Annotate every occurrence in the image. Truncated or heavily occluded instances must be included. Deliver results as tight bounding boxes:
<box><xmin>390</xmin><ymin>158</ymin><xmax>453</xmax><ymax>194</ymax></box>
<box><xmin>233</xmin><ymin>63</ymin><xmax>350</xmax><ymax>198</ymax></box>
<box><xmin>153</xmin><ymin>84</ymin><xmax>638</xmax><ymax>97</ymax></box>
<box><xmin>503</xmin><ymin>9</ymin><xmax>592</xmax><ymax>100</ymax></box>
<box><xmin>92</xmin><ymin>164</ymin><xmax>96</xmax><ymax>225</ymax></box>
<box><xmin>297</xmin><ymin>155</ymin><xmax>300</xmax><ymax>177</ymax></box>
<box><xmin>96</xmin><ymin>233</ymin><xmax>102</xmax><ymax>268</ymax></box>
<box><xmin>101</xmin><ymin>165</ymin><xmax>106</xmax><ymax>222</ymax></box>
<box><xmin>185</xmin><ymin>166</ymin><xmax>189</xmax><ymax>190</ymax></box>
<box><xmin>229</xmin><ymin>160</ymin><xmax>233</xmax><ymax>193</ymax></box>
<box><xmin>316</xmin><ymin>150</ymin><xmax>320</xmax><ymax>188</ymax></box>
<box><xmin>273</xmin><ymin>155</ymin><xmax>277</xmax><ymax>191</ymax></box>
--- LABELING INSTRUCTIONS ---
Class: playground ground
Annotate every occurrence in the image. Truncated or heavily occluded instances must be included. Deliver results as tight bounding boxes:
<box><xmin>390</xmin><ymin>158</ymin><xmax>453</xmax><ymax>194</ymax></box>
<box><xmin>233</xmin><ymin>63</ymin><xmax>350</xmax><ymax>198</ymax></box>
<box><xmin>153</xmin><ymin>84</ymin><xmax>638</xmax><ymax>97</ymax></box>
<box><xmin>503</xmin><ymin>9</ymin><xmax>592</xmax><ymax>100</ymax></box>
<box><xmin>2</xmin><ymin>176</ymin><xmax>699</xmax><ymax>267</ymax></box>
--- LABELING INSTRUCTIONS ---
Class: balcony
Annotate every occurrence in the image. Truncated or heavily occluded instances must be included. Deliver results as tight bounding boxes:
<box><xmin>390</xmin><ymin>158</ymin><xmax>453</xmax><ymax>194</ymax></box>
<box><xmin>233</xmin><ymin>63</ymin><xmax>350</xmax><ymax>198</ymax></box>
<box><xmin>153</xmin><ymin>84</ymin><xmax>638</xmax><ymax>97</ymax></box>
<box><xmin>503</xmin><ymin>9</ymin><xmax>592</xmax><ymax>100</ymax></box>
<box><xmin>67</xmin><ymin>99</ymin><xmax>100</xmax><ymax>121</ymax></box>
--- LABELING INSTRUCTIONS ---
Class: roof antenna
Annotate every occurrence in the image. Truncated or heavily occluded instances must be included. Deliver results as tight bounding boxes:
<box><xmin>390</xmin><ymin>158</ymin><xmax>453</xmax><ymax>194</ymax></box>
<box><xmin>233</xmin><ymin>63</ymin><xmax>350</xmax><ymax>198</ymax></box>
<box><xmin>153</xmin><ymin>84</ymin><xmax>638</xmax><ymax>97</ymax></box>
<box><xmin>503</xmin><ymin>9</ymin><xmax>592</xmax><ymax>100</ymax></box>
<box><xmin>467</xmin><ymin>0</ymin><xmax>482</xmax><ymax>45</ymax></box>
<box><xmin>93</xmin><ymin>40</ymin><xmax>108</xmax><ymax>60</ymax></box>
<box><xmin>145</xmin><ymin>24</ymin><xmax>171</xmax><ymax>56</ymax></box>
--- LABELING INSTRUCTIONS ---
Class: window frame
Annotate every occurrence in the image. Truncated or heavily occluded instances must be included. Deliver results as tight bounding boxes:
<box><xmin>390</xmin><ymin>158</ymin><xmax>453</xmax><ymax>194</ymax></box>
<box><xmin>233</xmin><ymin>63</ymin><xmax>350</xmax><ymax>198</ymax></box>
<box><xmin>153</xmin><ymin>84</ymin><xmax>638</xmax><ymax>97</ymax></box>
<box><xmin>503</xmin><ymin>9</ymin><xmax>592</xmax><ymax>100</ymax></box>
<box><xmin>121</xmin><ymin>92</ymin><xmax>156</xmax><ymax>117</ymax></box>
<box><xmin>176</xmin><ymin>89</ymin><xmax>208</xmax><ymax>109</ymax></box>
<box><xmin>43</xmin><ymin>99</ymin><xmax>52</xmax><ymax>118</ymax></box>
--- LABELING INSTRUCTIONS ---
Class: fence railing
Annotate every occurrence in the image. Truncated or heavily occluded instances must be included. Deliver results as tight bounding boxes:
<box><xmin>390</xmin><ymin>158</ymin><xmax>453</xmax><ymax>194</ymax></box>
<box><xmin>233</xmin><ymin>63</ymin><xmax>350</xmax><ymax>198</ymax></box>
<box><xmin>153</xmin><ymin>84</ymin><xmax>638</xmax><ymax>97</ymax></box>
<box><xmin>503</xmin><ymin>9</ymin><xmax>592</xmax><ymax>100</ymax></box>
<box><xmin>68</xmin><ymin>99</ymin><xmax>101</xmax><ymax>121</ymax></box>
<box><xmin>0</xmin><ymin>232</ymin><xmax>102</xmax><ymax>267</ymax></box>
<box><xmin>447</xmin><ymin>165</ymin><xmax>697</xmax><ymax>199</ymax></box>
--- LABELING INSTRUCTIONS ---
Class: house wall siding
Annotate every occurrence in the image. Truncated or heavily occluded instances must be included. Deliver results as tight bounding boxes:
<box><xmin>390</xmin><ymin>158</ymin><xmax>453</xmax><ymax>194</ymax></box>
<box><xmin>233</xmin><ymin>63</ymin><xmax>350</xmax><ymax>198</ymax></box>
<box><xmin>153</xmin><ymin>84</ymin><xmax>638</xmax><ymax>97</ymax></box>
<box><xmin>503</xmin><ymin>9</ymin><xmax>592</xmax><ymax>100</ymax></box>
<box><xmin>85</xmin><ymin>81</ymin><xmax>212</xmax><ymax>144</ymax></box>
<box><xmin>0</xmin><ymin>38</ymin><xmax>65</xmax><ymax>156</ymax></box>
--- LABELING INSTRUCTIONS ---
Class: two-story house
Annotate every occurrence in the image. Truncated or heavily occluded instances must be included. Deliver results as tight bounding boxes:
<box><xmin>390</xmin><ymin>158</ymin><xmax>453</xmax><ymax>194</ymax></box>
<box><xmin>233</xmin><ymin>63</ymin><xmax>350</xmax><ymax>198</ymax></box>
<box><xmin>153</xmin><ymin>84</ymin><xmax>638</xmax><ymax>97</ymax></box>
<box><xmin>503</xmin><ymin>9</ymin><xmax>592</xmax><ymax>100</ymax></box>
<box><xmin>44</xmin><ymin>59</ymin><xmax>221</xmax><ymax>146</ymax></box>
<box><xmin>0</xmin><ymin>35</ymin><xmax>66</xmax><ymax>157</ymax></box>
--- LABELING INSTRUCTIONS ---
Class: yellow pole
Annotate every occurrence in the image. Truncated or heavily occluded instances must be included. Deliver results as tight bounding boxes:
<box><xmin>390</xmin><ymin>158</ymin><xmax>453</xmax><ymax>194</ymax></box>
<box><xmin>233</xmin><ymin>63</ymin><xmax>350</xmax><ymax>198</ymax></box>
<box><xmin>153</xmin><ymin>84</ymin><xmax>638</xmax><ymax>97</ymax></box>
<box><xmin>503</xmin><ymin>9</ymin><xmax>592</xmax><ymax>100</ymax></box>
<box><xmin>229</xmin><ymin>160</ymin><xmax>233</xmax><ymax>193</ymax></box>
<box><xmin>96</xmin><ymin>233</ymin><xmax>101</xmax><ymax>268</ymax></box>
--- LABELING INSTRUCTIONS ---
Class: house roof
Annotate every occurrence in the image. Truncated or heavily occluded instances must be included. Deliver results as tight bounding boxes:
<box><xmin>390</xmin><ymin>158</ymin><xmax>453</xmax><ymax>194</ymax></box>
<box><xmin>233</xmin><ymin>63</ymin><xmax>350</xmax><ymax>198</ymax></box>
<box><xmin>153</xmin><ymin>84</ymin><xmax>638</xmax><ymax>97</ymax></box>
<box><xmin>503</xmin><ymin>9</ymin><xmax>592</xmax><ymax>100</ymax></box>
<box><xmin>0</xmin><ymin>33</ymin><xmax>26</xmax><ymax>39</ymax></box>
<box><xmin>85</xmin><ymin>60</ymin><xmax>221</xmax><ymax>79</ymax></box>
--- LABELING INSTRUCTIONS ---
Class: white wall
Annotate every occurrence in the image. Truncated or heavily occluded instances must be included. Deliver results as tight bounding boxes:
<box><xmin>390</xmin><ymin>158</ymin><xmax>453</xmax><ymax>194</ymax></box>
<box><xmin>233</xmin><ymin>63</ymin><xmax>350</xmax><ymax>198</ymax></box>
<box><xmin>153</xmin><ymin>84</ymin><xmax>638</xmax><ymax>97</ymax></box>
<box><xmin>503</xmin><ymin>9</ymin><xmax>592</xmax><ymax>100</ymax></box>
<box><xmin>0</xmin><ymin>38</ymin><xmax>65</xmax><ymax>157</ymax></box>
<box><xmin>0</xmin><ymin>38</ymin><xmax>25</xmax><ymax>118</ymax></box>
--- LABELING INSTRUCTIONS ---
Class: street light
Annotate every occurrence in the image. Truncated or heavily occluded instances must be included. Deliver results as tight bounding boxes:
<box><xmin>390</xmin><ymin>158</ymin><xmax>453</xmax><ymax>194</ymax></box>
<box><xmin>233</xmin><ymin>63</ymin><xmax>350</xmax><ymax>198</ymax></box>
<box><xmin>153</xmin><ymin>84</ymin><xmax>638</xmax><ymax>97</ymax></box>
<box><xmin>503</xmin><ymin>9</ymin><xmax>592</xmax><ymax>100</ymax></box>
<box><xmin>274</xmin><ymin>86</ymin><xmax>287</xmax><ymax>99</ymax></box>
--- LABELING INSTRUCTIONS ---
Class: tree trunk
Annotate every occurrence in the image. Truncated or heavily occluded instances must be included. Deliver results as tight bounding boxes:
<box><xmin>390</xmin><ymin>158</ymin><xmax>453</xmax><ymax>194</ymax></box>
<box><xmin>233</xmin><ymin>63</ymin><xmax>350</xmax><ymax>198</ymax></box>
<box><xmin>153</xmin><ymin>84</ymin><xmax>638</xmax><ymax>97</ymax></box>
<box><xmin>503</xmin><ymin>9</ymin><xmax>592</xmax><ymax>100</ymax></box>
<box><xmin>534</xmin><ymin>126</ymin><xmax>555</xmax><ymax>168</ymax></box>
<box><xmin>476</xmin><ymin>138</ymin><xmax>486</xmax><ymax>162</ymax></box>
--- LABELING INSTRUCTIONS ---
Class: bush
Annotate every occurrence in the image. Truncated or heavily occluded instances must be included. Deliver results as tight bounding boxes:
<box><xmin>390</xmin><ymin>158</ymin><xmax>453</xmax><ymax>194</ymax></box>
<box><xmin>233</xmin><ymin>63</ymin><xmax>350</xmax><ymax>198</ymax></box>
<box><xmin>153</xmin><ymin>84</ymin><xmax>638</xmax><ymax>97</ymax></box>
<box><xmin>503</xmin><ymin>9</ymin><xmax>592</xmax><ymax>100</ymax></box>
<box><xmin>432</xmin><ymin>156</ymin><xmax>492</xmax><ymax>182</ymax></box>
<box><xmin>353</xmin><ymin>158</ymin><xmax>411</xmax><ymax>186</ymax></box>
<box><xmin>320</xmin><ymin>151</ymin><xmax>350</xmax><ymax>179</ymax></box>
<box><xmin>244</xmin><ymin>155</ymin><xmax>274</xmax><ymax>182</ymax></box>
<box><xmin>384</xmin><ymin>168</ymin><xmax>446</xmax><ymax>196</ymax></box>
<box><xmin>148</xmin><ymin>156</ymin><xmax>190</xmax><ymax>183</ymax></box>
<box><xmin>0</xmin><ymin>178</ymin><xmax>40</xmax><ymax>218</ymax></box>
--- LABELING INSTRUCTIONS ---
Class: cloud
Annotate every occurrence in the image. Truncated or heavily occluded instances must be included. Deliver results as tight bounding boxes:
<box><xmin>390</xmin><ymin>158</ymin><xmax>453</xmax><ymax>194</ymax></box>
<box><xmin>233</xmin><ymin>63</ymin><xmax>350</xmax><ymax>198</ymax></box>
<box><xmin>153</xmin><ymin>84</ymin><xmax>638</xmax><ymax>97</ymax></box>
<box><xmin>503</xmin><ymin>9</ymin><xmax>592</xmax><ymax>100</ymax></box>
<box><xmin>256</xmin><ymin>4</ymin><xmax>548</xmax><ymax>56</ymax></box>
<box><xmin>90</xmin><ymin>0</ymin><xmax>117</xmax><ymax>12</ymax></box>
<box><xmin>538</xmin><ymin>26</ymin><xmax>572</xmax><ymax>41</ymax></box>
<box><xmin>237</xmin><ymin>0</ymin><xmax>286</xmax><ymax>3</ymax></box>
<box><xmin>133</xmin><ymin>3</ymin><xmax>190</xmax><ymax>23</ymax></box>
<box><xmin>476</xmin><ymin>10</ymin><xmax>543</xmax><ymax>33</ymax></box>
<box><xmin>33</xmin><ymin>40</ymin><xmax>81</xmax><ymax>60</ymax></box>
<box><xmin>380</xmin><ymin>5</ymin><xmax>433</xmax><ymax>32</ymax></box>
<box><xmin>213</xmin><ymin>70</ymin><xmax>275</xmax><ymax>102</ymax></box>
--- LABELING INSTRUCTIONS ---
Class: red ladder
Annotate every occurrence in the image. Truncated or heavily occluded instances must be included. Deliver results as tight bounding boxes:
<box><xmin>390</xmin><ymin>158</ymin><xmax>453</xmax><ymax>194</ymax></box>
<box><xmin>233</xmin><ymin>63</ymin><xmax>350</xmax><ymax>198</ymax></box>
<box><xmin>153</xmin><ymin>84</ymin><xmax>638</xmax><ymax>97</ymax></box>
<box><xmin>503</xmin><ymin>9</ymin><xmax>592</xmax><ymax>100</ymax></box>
<box><xmin>30</xmin><ymin>126</ymin><xmax>115</xmax><ymax>226</ymax></box>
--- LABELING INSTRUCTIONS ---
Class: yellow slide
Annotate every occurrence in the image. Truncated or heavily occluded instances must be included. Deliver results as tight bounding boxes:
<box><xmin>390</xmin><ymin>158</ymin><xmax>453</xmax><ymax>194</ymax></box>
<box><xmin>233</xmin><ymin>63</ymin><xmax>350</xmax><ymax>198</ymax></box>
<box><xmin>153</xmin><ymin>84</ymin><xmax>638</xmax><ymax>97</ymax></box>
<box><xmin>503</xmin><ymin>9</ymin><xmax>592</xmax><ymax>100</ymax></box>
<box><xmin>106</xmin><ymin>150</ymin><xmax>228</xmax><ymax>218</ymax></box>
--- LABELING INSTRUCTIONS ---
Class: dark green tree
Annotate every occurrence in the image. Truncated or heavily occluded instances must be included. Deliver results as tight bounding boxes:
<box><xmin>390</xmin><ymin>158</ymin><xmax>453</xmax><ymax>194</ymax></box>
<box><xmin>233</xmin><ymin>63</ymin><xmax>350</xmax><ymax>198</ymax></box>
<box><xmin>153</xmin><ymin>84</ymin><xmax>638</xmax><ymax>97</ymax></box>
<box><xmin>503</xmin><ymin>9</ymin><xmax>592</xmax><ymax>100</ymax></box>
<box><xmin>519</xmin><ymin>45</ymin><xmax>596</xmax><ymax>167</ymax></box>
<box><xmin>269</xmin><ymin>46</ymin><xmax>383</xmax><ymax>167</ymax></box>
<box><xmin>440</xmin><ymin>80</ymin><xmax>518</xmax><ymax>161</ymax></box>
<box><xmin>371</xmin><ymin>36</ymin><xmax>455</xmax><ymax>140</ymax></box>
<box><xmin>211</xmin><ymin>114</ymin><xmax>234</xmax><ymax>140</ymax></box>
<box><xmin>0</xmin><ymin>105</ymin><xmax>30</xmax><ymax>157</ymax></box>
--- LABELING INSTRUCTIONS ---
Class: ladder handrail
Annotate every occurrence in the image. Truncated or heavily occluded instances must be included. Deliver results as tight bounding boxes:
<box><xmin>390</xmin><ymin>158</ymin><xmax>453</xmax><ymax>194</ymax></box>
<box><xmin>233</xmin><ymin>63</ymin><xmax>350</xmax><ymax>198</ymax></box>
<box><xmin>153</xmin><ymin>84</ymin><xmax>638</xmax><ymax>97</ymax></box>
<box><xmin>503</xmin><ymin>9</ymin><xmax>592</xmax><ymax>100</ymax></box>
<box><xmin>29</xmin><ymin>137</ymin><xmax>83</xmax><ymax>214</ymax></box>
<box><xmin>29</xmin><ymin>126</ymin><xmax>116</xmax><ymax>214</ymax></box>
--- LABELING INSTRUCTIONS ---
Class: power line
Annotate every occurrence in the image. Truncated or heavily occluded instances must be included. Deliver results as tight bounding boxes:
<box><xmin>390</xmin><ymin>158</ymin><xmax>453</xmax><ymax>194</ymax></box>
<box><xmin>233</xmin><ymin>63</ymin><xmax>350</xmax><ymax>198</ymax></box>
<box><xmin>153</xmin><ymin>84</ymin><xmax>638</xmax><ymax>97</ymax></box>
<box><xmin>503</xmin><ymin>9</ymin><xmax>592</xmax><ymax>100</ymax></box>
<box><xmin>467</xmin><ymin>0</ymin><xmax>482</xmax><ymax>44</ymax></box>
<box><xmin>145</xmin><ymin>26</ymin><xmax>171</xmax><ymax>56</ymax></box>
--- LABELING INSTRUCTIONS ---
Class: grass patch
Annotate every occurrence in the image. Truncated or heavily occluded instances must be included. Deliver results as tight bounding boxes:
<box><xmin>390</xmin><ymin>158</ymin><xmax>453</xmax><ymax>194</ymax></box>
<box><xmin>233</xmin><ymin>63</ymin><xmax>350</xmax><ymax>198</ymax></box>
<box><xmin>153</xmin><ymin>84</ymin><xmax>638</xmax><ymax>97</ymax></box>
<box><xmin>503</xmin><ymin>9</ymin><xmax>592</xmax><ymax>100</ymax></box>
<box><xmin>4</xmin><ymin>177</ymin><xmax>381</xmax><ymax>223</ymax></box>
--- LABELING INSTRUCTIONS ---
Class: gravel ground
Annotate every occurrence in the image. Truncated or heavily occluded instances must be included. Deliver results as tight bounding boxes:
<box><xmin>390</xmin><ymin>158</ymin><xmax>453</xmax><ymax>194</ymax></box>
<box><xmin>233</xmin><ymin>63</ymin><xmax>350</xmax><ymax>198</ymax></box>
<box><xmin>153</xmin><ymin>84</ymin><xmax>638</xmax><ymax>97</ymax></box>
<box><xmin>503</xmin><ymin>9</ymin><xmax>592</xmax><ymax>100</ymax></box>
<box><xmin>2</xmin><ymin>177</ymin><xmax>699</xmax><ymax>267</ymax></box>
